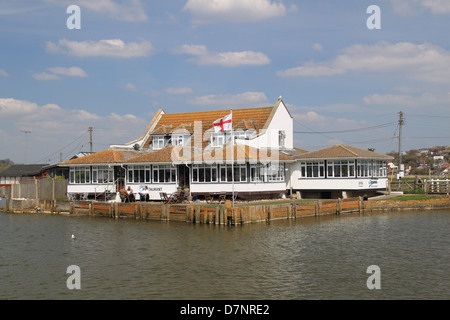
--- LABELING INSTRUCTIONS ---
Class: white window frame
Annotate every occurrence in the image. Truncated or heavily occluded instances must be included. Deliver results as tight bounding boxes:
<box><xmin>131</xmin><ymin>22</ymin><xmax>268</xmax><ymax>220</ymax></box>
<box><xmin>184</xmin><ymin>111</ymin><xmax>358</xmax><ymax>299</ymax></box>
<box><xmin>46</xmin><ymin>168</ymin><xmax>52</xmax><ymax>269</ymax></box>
<box><xmin>92</xmin><ymin>166</ymin><xmax>114</xmax><ymax>184</ymax></box>
<box><xmin>192</xmin><ymin>164</ymin><xmax>218</xmax><ymax>183</ymax></box>
<box><xmin>211</xmin><ymin>132</ymin><xmax>226</xmax><ymax>148</ymax></box>
<box><xmin>152</xmin><ymin>165</ymin><xmax>176</xmax><ymax>183</ymax></box>
<box><xmin>300</xmin><ymin>161</ymin><xmax>325</xmax><ymax>178</ymax></box>
<box><xmin>172</xmin><ymin>134</ymin><xmax>185</xmax><ymax>146</ymax></box>
<box><xmin>152</xmin><ymin>135</ymin><xmax>165</xmax><ymax>150</ymax></box>
<box><xmin>69</xmin><ymin>166</ymin><xmax>91</xmax><ymax>184</ymax></box>
<box><xmin>127</xmin><ymin>165</ymin><xmax>151</xmax><ymax>183</ymax></box>
<box><xmin>219</xmin><ymin>164</ymin><xmax>247</xmax><ymax>182</ymax></box>
<box><xmin>327</xmin><ymin>160</ymin><xmax>355</xmax><ymax>178</ymax></box>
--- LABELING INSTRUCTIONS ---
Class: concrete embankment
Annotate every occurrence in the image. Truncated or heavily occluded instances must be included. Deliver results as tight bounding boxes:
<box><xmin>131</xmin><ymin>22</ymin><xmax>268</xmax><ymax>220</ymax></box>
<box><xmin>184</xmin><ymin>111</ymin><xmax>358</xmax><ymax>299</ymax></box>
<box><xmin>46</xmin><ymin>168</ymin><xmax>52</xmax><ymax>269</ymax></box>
<box><xmin>2</xmin><ymin>196</ymin><xmax>450</xmax><ymax>225</ymax></box>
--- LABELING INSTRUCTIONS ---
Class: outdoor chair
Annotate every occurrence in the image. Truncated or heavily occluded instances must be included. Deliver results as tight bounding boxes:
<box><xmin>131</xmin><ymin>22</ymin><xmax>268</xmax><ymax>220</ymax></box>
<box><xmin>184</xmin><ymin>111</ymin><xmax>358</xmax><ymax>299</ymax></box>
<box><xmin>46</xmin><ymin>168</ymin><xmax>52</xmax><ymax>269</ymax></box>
<box><xmin>219</xmin><ymin>192</ymin><xmax>226</xmax><ymax>204</ymax></box>
<box><xmin>205</xmin><ymin>193</ymin><xmax>213</xmax><ymax>204</ymax></box>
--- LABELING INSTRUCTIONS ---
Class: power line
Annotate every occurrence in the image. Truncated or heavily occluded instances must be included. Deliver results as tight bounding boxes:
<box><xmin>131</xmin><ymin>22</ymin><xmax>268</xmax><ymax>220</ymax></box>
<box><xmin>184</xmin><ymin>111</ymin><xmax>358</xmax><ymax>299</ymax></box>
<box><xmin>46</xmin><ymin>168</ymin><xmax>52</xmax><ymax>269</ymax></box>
<box><xmin>293</xmin><ymin>121</ymin><xmax>397</xmax><ymax>134</ymax></box>
<box><xmin>33</xmin><ymin>130</ymin><xmax>89</xmax><ymax>164</ymax></box>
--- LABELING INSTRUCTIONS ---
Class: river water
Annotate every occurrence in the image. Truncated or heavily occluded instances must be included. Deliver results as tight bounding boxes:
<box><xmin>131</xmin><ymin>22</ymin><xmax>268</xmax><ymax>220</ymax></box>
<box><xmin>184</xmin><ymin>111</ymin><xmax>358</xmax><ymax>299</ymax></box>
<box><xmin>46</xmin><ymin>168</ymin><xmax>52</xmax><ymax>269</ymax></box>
<box><xmin>0</xmin><ymin>209</ymin><xmax>448</xmax><ymax>300</ymax></box>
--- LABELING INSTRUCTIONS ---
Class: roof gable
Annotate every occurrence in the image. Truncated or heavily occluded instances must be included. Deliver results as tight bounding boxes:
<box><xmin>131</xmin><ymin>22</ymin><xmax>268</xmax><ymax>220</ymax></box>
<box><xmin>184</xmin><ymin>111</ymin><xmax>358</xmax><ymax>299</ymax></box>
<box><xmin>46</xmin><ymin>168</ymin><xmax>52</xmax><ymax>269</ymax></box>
<box><xmin>295</xmin><ymin>144</ymin><xmax>393</xmax><ymax>160</ymax></box>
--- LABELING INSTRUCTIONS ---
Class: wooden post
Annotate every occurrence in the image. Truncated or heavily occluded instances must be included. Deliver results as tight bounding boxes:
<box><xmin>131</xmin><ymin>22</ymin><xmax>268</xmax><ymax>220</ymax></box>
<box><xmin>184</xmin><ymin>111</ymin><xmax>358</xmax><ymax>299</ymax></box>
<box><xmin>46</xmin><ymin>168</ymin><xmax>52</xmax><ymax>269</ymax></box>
<box><xmin>114</xmin><ymin>202</ymin><xmax>119</xmax><ymax>219</ymax></box>
<box><xmin>358</xmin><ymin>196</ymin><xmax>363</xmax><ymax>214</ymax></box>
<box><xmin>219</xmin><ymin>204</ymin><xmax>225</xmax><ymax>225</ymax></box>
<box><xmin>336</xmin><ymin>198</ymin><xmax>341</xmax><ymax>215</ymax></box>
<box><xmin>215</xmin><ymin>207</ymin><xmax>220</xmax><ymax>225</ymax></box>
<box><xmin>194</xmin><ymin>206</ymin><xmax>200</xmax><ymax>223</ymax></box>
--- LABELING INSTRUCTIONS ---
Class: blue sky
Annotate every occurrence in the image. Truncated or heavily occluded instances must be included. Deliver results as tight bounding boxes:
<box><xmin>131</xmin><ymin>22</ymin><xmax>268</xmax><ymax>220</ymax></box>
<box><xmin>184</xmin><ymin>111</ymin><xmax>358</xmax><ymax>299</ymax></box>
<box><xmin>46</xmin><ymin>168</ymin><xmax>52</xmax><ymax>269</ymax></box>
<box><xmin>1</xmin><ymin>0</ymin><xmax>449</xmax><ymax>164</ymax></box>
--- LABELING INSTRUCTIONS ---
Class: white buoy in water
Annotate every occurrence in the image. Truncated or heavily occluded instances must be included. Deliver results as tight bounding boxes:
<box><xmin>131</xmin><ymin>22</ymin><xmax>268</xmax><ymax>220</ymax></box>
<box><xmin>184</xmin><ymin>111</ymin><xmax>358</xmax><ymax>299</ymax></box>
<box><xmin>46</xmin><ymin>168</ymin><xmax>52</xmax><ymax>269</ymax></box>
<box><xmin>71</xmin><ymin>234</ymin><xmax>76</xmax><ymax>240</ymax></box>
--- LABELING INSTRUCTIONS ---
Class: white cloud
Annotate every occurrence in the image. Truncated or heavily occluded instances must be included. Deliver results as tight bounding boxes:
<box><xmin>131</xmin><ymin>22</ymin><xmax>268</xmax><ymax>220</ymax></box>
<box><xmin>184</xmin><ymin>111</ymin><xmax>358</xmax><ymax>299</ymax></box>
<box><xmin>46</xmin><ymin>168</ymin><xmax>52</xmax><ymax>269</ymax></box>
<box><xmin>189</xmin><ymin>91</ymin><xmax>269</xmax><ymax>107</ymax></box>
<box><xmin>0</xmin><ymin>98</ymin><xmax>40</xmax><ymax>115</ymax></box>
<box><xmin>0</xmin><ymin>69</ymin><xmax>9</xmax><ymax>77</ymax></box>
<box><xmin>125</xmin><ymin>83</ymin><xmax>138</xmax><ymax>92</ymax></box>
<box><xmin>177</xmin><ymin>44</ymin><xmax>270</xmax><ymax>67</ymax></box>
<box><xmin>32</xmin><ymin>72</ymin><xmax>61</xmax><ymax>81</ymax></box>
<box><xmin>43</xmin><ymin>0</ymin><xmax>147</xmax><ymax>21</ymax></box>
<box><xmin>165</xmin><ymin>87</ymin><xmax>193</xmax><ymax>95</ymax></box>
<box><xmin>46</xmin><ymin>39</ymin><xmax>154</xmax><ymax>58</ymax></box>
<box><xmin>47</xmin><ymin>67</ymin><xmax>87</xmax><ymax>77</ymax></box>
<box><xmin>0</xmin><ymin>97</ymin><xmax>148</xmax><ymax>162</ymax></box>
<box><xmin>32</xmin><ymin>66</ymin><xmax>87</xmax><ymax>80</ymax></box>
<box><xmin>277</xmin><ymin>41</ymin><xmax>450</xmax><ymax>83</ymax></box>
<box><xmin>421</xmin><ymin>0</ymin><xmax>450</xmax><ymax>14</ymax></box>
<box><xmin>386</xmin><ymin>0</ymin><xmax>450</xmax><ymax>15</ymax></box>
<box><xmin>363</xmin><ymin>92</ymin><xmax>450</xmax><ymax>108</ymax></box>
<box><xmin>184</xmin><ymin>0</ymin><xmax>292</xmax><ymax>24</ymax></box>
<box><xmin>312</xmin><ymin>43</ymin><xmax>323</xmax><ymax>51</ymax></box>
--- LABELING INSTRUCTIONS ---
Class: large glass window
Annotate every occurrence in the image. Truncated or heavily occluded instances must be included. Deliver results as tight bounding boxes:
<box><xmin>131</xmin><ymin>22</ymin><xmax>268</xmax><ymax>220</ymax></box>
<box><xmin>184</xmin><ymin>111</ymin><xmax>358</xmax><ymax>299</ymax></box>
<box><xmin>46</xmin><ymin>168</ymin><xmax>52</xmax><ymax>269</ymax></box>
<box><xmin>327</xmin><ymin>161</ymin><xmax>355</xmax><ymax>178</ymax></box>
<box><xmin>192</xmin><ymin>165</ymin><xmax>218</xmax><ymax>183</ymax></box>
<box><xmin>127</xmin><ymin>166</ymin><xmax>151</xmax><ymax>183</ymax></box>
<box><xmin>69</xmin><ymin>167</ymin><xmax>91</xmax><ymax>184</ymax></box>
<box><xmin>300</xmin><ymin>162</ymin><xmax>325</xmax><ymax>178</ymax></box>
<box><xmin>267</xmin><ymin>163</ymin><xmax>285</xmax><ymax>182</ymax></box>
<box><xmin>152</xmin><ymin>165</ymin><xmax>176</xmax><ymax>183</ymax></box>
<box><xmin>219</xmin><ymin>164</ymin><xmax>247</xmax><ymax>182</ymax></box>
<box><xmin>250</xmin><ymin>164</ymin><xmax>264</xmax><ymax>182</ymax></box>
<box><xmin>357</xmin><ymin>160</ymin><xmax>372</xmax><ymax>177</ymax></box>
<box><xmin>92</xmin><ymin>166</ymin><xmax>114</xmax><ymax>184</ymax></box>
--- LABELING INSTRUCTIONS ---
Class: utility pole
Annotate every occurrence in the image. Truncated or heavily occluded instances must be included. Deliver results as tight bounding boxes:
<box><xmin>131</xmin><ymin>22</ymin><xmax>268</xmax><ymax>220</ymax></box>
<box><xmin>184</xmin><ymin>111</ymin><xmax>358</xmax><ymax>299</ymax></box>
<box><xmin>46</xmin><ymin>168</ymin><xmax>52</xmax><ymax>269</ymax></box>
<box><xmin>89</xmin><ymin>126</ymin><xmax>93</xmax><ymax>153</ymax></box>
<box><xmin>398</xmin><ymin>111</ymin><xmax>404</xmax><ymax>182</ymax></box>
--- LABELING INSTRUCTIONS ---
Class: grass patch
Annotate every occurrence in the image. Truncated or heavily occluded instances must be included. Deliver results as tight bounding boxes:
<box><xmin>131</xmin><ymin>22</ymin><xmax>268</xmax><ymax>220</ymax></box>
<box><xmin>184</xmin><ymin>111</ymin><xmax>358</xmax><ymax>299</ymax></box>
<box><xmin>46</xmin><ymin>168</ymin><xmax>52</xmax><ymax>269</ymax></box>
<box><xmin>382</xmin><ymin>194</ymin><xmax>442</xmax><ymax>201</ymax></box>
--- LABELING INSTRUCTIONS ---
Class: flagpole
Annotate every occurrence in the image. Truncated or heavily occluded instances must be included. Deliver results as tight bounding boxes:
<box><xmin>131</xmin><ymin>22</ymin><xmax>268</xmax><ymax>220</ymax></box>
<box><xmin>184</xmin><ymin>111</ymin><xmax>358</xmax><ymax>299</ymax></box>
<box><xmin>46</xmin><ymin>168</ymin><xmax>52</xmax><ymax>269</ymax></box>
<box><xmin>231</xmin><ymin>109</ymin><xmax>234</xmax><ymax>208</ymax></box>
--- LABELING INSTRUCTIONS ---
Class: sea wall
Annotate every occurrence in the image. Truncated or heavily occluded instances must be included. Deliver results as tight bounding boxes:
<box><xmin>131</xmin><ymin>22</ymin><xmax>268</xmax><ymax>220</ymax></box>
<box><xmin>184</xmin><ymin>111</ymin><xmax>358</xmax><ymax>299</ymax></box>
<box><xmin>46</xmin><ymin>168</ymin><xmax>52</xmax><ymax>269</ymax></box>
<box><xmin>3</xmin><ymin>197</ymin><xmax>450</xmax><ymax>225</ymax></box>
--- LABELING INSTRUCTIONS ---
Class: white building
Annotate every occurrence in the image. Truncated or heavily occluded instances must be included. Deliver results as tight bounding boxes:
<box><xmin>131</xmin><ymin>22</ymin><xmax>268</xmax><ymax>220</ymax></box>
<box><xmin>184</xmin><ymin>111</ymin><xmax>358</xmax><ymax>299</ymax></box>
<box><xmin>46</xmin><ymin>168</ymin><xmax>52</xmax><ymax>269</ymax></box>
<box><xmin>59</xmin><ymin>98</ymin><xmax>392</xmax><ymax>201</ymax></box>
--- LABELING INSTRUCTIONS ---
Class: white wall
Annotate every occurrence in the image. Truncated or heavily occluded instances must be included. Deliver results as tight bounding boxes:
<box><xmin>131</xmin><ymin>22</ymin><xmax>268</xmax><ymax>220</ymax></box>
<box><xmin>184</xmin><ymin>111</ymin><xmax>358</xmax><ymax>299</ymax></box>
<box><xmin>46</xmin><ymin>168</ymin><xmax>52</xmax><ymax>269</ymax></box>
<box><xmin>190</xmin><ymin>182</ymin><xmax>286</xmax><ymax>194</ymax></box>
<box><xmin>292</xmin><ymin>177</ymin><xmax>388</xmax><ymax>190</ymax></box>
<box><xmin>126</xmin><ymin>183</ymin><xmax>178</xmax><ymax>200</ymax></box>
<box><xmin>237</xmin><ymin>100</ymin><xmax>293</xmax><ymax>149</ymax></box>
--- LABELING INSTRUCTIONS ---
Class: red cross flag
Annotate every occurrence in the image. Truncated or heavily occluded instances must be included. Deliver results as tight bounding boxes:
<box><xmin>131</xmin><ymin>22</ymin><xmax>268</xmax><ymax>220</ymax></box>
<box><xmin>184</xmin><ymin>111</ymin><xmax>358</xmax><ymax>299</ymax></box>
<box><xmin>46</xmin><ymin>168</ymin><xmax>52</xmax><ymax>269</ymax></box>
<box><xmin>213</xmin><ymin>112</ymin><xmax>232</xmax><ymax>132</ymax></box>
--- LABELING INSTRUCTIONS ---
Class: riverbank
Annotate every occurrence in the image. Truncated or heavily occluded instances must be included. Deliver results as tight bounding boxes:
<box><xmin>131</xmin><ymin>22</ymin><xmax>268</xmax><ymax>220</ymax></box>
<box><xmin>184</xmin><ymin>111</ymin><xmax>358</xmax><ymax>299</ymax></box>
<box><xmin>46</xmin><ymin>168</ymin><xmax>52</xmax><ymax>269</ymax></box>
<box><xmin>2</xmin><ymin>194</ymin><xmax>449</xmax><ymax>225</ymax></box>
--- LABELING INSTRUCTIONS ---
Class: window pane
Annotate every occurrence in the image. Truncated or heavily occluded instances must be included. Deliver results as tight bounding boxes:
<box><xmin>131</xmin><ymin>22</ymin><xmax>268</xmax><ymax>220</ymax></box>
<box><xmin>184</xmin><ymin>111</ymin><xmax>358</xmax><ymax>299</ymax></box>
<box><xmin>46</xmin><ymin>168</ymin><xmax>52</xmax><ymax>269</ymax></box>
<box><xmin>211</xmin><ymin>167</ymin><xmax>217</xmax><ymax>181</ymax></box>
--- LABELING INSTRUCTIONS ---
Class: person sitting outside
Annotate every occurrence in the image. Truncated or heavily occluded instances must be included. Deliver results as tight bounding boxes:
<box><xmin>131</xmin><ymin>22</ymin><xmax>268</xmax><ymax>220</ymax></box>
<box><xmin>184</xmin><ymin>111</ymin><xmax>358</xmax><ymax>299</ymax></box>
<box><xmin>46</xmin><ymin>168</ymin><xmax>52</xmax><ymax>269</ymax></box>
<box><xmin>139</xmin><ymin>186</ymin><xmax>149</xmax><ymax>202</ymax></box>
<box><xmin>119</xmin><ymin>188</ymin><xmax>129</xmax><ymax>202</ymax></box>
<box><xmin>126</xmin><ymin>186</ymin><xmax>135</xmax><ymax>202</ymax></box>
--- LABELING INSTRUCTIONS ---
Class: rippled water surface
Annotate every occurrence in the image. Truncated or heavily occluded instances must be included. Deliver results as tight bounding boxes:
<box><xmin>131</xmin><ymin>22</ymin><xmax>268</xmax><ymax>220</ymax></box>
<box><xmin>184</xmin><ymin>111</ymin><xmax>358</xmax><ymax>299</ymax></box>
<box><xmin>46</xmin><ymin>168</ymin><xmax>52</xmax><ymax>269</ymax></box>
<box><xmin>0</xmin><ymin>210</ymin><xmax>449</xmax><ymax>299</ymax></box>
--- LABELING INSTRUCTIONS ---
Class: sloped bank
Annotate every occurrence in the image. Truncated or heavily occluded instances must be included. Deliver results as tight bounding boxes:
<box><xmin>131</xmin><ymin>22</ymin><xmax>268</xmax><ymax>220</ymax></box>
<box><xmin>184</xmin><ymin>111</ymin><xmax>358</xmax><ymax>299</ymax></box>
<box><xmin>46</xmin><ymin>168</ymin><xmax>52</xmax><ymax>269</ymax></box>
<box><xmin>2</xmin><ymin>196</ymin><xmax>449</xmax><ymax>225</ymax></box>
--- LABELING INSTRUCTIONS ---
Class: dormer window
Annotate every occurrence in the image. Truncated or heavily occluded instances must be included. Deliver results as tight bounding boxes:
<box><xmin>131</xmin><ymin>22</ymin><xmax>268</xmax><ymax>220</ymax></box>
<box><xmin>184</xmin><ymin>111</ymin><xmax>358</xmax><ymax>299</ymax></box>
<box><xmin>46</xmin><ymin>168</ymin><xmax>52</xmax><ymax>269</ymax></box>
<box><xmin>153</xmin><ymin>135</ymin><xmax>165</xmax><ymax>150</ymax></box>
<box><xmin>172</xmin><ymin>134</ymin><xmax>188</xmax><ymax>146</ymax></box>
<box><xmin>211</xmin><ymin>132</ymin><xmax>226</xmax><ymax>147</ymax></box>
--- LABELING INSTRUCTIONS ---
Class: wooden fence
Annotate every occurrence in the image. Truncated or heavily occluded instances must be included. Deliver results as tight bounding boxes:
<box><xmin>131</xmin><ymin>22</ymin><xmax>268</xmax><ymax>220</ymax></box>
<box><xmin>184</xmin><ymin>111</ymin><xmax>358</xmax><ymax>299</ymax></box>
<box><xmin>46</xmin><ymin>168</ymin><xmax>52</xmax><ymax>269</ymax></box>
<box><xmin>1</xmin><ymin>178</ymin><xmax>68</xmax><ymax>201</ymax></box>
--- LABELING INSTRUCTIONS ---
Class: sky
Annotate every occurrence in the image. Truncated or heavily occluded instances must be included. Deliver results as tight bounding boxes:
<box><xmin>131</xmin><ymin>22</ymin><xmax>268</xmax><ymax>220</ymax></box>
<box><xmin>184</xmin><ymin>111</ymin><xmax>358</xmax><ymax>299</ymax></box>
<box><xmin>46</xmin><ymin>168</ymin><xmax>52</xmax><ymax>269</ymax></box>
<box><xmin>1</xmin><ymin>0</ymin><xmax>449</xmax><ymax>165</ymax></box>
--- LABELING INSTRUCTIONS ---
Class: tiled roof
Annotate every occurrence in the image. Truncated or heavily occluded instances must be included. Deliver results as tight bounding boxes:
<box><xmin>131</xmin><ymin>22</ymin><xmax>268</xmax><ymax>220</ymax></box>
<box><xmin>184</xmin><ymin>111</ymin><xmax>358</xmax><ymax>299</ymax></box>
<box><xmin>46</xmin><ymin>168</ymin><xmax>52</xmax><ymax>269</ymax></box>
<box><xmin>0</xmin><ymin>164</ymin><xmax>48</xmax><ymax>177</ymax></box>
<box><xmin>60</xmin><ymin>149</ymin><xmax>139</xmax><ymax>165</ymax></box>
<box><xmin>294</xmin><ymin>144</ymin><xmax>393</xmax><ymax>160</ymax></box>
<box><xmin>126</xmin><ymin>144</ymin><xmax>304</xmax><ymax>164</ymax></box>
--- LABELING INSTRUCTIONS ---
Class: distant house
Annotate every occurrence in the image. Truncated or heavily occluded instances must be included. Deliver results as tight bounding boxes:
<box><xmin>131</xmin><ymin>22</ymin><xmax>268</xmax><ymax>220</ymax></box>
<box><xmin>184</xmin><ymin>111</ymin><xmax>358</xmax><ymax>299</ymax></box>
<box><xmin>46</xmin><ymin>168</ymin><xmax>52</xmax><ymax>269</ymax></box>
<box><xmin>59</xmin><ymin>98</ymin><xmax>393</xmax><ymax>200</ymax></box>
<box><xmin>0</xmin><ymin>164</ymin><xmax>49</xmax><ymax>187</ymax></box>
